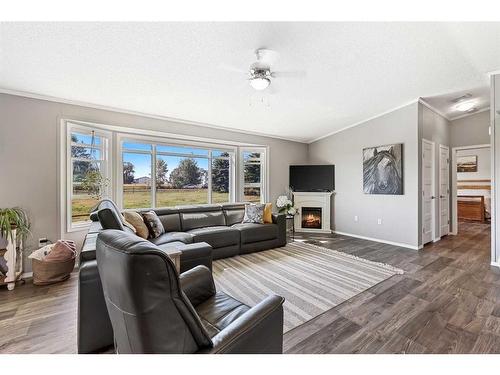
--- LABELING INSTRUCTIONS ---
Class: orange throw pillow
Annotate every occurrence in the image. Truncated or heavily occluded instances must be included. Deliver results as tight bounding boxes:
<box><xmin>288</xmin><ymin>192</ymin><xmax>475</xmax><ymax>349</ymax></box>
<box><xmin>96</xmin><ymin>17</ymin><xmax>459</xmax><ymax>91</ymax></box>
<box><xmin>263</xmin><ymin>203</ymin><xmax>273</xmax><ymax>223</ymax></box>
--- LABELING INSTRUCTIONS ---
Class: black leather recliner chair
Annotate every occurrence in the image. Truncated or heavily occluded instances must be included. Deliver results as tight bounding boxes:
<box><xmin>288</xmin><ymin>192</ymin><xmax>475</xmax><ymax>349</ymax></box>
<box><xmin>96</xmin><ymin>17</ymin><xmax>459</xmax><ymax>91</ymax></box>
<box><xmin>96</xmin><ymin>230</ymin><xmax>285</xmax><ymax>354</ymax></box>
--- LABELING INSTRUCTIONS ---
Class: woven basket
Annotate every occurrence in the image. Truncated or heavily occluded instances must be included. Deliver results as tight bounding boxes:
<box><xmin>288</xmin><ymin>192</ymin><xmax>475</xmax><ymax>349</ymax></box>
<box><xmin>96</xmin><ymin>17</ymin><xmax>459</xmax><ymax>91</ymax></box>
<box><xmin>32</xmin><ymin>257</ymin><xmax>75</xmax><ymax>286</ymax></box>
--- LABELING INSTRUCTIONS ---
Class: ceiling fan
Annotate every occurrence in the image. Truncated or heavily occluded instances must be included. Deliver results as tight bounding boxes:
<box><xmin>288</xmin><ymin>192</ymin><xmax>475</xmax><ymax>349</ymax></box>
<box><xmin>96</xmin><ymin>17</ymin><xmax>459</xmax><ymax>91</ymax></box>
<box><xmin>223</xmin><ymin>48</ymin><xmax>306</xmax><ymax>92</ymax></box>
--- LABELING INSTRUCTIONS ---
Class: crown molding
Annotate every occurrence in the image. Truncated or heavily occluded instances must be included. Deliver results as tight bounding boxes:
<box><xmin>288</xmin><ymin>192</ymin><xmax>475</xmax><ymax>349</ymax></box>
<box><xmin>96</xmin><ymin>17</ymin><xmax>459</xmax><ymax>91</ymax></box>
<box><xmin>417</xmin><ymin>98</ymin><xmax>451</xmax><ymax>121</ymax></box>
<box><xmin>0</xmin><ymin>87</ymin><xmax>308</xmax><ymax>144</ymax></box>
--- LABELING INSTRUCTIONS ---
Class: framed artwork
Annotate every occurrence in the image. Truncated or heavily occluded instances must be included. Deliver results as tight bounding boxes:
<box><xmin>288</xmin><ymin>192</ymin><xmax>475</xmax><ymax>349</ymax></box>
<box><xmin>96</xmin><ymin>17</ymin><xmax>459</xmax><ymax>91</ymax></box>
<box><xmin>363</xmin><ymin>143</ymin><xmax>403</xmax><ymax>195</ymax></box>
<box><xmin>457</xmin><ymin>155</ymin><xmax>477</xmax><ymax>172</ymax></box>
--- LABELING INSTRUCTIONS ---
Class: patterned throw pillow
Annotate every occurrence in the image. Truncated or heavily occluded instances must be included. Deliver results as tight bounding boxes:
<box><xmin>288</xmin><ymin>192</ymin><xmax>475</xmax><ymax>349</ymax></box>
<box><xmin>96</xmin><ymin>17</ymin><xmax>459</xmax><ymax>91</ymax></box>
<box><xmin>243</xmin><ymin>204</ymin><xmax>265</xmax><ymax>224</ymax></box>
<box><xmin>142</xmin><ymin>211</ymin><xmax>165</xmax><ymax>239</ymax></box>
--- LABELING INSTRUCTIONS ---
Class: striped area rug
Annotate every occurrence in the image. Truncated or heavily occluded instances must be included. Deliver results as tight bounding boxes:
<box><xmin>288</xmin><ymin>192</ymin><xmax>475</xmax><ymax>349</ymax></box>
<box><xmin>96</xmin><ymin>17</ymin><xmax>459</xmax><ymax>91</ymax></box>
<box><xmin>213</xmin><ymin>241</ymin><xmax>403</xmax><ymax>333</ymax></box>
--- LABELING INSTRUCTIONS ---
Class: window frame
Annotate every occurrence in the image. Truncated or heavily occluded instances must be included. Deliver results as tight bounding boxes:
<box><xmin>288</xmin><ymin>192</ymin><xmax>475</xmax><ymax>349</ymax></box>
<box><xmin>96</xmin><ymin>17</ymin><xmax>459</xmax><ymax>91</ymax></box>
<box><xmin>65</xmin><ymin>122</ymin><xmax>112</xmax><ymax>232</ymax></box>
<box><xmin>60</xmin><ymin>119</ymin><xmax>268</xmax><ymax>236</ymax></box>
<box><xmin>116</xmin><ymin>133</ymin><xmax>237</xmax><ymax>210</ymax></box>
<box><xmin>239</xmin><ymin>147</ymin><xmax>268</xmax><ymax>203</ymax></box>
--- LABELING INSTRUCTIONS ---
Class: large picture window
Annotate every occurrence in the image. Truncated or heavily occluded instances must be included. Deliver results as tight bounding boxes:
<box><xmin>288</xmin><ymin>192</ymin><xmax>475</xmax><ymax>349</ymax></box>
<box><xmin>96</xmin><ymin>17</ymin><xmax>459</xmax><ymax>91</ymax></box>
<box><xmin>63</xmin><ymin>120</ymin><xmax>267</xmax><ymax>231</ymax></box>
<box><xmin>121</xmin><ymin>139</ymin><xmax>234</xmax><ymax>209</ymax></box>
<box><xmin>67</xmin><ymin>126</ymin><xmax>110</xmax><ymax>229</ymax></box>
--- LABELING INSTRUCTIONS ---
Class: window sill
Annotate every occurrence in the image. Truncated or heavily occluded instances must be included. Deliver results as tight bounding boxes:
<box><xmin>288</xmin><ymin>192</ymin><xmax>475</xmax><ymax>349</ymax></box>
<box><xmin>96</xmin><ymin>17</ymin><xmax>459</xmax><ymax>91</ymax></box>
<box><xmin>67</xmin><ymin>221</ymin><xmax>91</xmax><ymax>233</ymax></box>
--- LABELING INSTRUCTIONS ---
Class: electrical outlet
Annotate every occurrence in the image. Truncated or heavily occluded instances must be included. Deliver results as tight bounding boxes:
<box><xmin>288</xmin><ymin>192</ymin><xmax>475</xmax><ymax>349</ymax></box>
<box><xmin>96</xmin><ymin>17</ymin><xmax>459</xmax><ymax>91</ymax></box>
<box><xmin>377</xmin><ymin>218</ymin><xmax>382</xmax><ymax>225</ymax></box>
<box><xmin>354</xmin><ymin>215</ymin><xmax>358</xmax><ymax>222</ymax></box>
<box><xmin>38</xmin><ymin>238</ymin><xmax>49</xmax><ymax>247</ymax></box>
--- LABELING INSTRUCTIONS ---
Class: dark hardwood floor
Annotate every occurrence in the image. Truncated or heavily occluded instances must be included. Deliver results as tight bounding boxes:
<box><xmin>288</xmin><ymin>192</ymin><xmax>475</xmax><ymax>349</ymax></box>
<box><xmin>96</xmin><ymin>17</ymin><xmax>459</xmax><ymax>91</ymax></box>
<box><xmin>284</xmin><ymin>222</ymin><xmax>500</xmax><ymax>353</ymax></box>
<box><xmin>1</xmin><ymin>221</ymin><xmax>499</xmax><ymax>354</ymax></box>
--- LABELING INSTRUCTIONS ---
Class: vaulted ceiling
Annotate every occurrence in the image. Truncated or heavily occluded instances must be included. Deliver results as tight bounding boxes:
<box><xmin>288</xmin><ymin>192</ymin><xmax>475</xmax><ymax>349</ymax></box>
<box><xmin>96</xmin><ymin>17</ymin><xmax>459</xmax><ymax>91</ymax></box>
<box><xmin>1</xmin><ymin>22</ymin><xmax>500</xmax><ymax>142</ymax></box>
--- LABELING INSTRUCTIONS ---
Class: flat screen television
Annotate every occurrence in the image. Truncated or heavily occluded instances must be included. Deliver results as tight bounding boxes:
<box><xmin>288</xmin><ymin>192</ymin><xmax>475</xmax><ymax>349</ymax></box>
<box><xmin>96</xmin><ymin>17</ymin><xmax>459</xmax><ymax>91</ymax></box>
<box><xmin>289</xmin><ymin>165</ymin><xmax>335</xmax><ymax>192</ymax></box>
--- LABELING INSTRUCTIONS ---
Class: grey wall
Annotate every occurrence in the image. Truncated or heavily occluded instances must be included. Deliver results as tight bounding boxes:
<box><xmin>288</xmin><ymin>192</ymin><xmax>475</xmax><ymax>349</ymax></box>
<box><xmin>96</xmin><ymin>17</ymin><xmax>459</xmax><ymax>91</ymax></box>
<box><xmin>0</xmin><ymin>93</ymin><xmax>308</xmax><ymax>272</ymax></box>
<box><xmin>418</xmin><ymin>103</ymin><xmax>451</xmax><ymax>245</ymax></box>
<box><xmin>450</xmin><ymin>110</ymin><xmax>490</xmax><ymax>147</ymax></box>
<box><xmin>308</xmin><ymin>102</ymin><xmax>419</xmax><ymax>249</ymax></box>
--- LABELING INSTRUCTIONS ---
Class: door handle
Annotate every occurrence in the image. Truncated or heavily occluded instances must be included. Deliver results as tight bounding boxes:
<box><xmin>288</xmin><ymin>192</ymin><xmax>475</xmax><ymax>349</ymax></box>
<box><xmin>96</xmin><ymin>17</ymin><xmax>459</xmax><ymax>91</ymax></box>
<box><xmin>431</xmin><ymin>196</ymin><xmax>435</xmax><ymax>199</ymax></box>
<box><xmin>440</xmin><ymin>195</ymin><xmax>445</xmax><ymax>198</ymax></box>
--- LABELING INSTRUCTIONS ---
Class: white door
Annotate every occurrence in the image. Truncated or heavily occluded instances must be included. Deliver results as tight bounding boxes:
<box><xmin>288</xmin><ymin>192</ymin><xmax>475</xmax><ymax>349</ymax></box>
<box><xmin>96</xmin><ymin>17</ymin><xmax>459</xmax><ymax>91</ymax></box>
<box><xmin>439</xmin><ymin>145</ymin><xmax>450</xmax><ymax>237</ymax></box>
<box><xmin>422</xmin><ymin>139</ymin><xmax>435</xmax><ymax>244</ymax></box>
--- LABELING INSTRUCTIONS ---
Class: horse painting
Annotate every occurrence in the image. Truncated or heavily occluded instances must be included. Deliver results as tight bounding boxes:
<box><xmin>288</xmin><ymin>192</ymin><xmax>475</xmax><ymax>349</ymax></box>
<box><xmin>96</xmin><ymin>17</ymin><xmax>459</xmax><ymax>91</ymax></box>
<box><xmin>363</xmin><ymin>144</ymin><xmax>403</xmax><ymax>195</ymax></box>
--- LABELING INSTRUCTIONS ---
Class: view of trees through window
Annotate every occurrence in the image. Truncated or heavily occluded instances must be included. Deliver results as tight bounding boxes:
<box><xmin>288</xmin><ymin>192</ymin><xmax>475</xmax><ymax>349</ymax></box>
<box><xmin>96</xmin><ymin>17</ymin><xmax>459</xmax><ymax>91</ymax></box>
<box><xmin>70</xmin><ymin>132</ymin><xmax>108</xmax><ymax>224</ymax></box>
<box><xmin>243</xmin><ymin>151</ymin><xmax>263</xmax><ymax>203</ymax></box>
<box><xmin>122</xmin><ymin>141</ymin><xmax>232</xmax><ymax>209</ymax></box>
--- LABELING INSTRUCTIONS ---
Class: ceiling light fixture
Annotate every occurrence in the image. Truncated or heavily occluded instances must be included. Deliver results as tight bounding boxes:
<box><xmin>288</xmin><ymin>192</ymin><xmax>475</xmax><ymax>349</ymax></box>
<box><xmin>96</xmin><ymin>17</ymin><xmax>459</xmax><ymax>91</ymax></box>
<box><xmin>249</xmin><ymin>77</ymin><xmax>270</xmax><ymax>91</ymax></box>
<box><xmin>454</xmin><ymin>100</ymin><xmax>476</xmax><ymax>112</ymax></box>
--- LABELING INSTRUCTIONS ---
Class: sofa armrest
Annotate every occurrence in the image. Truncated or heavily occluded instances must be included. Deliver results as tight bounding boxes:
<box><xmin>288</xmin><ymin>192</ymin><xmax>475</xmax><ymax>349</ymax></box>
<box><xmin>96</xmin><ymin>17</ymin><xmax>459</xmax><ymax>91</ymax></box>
<box><xmin>206</xmin><ymin>294</ymin><xmax>285</xmax><ymax>354</ymax></box>
<box><xmin>179</xmin><ymin>265</ymin><xmax>216</xmax><ymax>307</ymax></box>
<box><xmin>272</xmin><ymin>213</ymin><xmax>286</xmax><ymax>246</ymax></box>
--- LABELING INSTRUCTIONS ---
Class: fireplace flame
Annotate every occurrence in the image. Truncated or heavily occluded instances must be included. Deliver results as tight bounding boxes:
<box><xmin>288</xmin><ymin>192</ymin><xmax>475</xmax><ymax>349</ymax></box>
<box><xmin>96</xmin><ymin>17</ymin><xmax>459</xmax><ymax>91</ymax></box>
<box><xmin>302</xmin><ymin>210</ymin><xmax>321</xmax><ymax>229</ymax></box>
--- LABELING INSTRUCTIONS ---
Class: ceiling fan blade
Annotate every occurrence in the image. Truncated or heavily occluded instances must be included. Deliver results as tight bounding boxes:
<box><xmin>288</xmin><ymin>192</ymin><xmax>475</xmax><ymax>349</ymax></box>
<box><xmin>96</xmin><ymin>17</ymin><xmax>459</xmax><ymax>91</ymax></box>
<box><xmin>256</xmin><ymin>48</ymin><xmax>280</xmax><ymax>66</ymax></box>
<box><xmin>220</xmin><ymin>64</ymin><xmax>248</xmax><ymax>75</ymax></box>
<box><xmin>271</xmin><ymin>70</ymin><xmax>307</xmax><ymax>78</ymax></box>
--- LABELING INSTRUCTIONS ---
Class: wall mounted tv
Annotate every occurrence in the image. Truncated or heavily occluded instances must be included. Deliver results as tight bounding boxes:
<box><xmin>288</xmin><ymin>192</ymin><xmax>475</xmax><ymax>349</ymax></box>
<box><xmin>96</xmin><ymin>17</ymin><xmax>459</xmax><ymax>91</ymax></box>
<box><xmin>289</xmin><ymin>165</ymin><xmax>335</xmax><ymax>192</ymax></box>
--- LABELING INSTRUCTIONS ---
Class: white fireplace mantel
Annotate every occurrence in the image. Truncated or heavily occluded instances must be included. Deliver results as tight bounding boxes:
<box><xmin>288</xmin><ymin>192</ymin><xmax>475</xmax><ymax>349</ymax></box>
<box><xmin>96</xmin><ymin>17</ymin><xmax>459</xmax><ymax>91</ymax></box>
<box><xmin>292</xmin><ymin>191</ymin><xmax>334</xmax><ymax>234</ymax></box>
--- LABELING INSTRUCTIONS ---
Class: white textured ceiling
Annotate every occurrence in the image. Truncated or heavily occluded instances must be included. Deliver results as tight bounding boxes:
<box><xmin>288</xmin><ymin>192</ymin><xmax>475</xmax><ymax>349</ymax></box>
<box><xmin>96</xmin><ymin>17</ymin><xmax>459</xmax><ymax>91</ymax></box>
<box><xmin>1</xmin><ymin>22</ymin><xmax>500</xmax><ymax>143</ymax></box>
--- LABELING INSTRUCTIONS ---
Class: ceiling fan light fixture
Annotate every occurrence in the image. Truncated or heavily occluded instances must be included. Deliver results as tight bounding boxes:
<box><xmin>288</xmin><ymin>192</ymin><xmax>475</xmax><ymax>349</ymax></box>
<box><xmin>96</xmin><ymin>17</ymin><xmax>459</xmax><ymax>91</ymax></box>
<box><xmin>249</xmin><ymin>77</ymin><xmax>270</xmax><ymax>91</ymax></box>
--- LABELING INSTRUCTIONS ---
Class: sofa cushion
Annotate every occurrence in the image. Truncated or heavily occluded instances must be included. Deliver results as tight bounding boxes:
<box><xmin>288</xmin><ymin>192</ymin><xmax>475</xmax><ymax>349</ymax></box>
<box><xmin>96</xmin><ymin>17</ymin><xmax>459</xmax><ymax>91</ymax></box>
<box><xmin>97</xmin><ymin>207</ymin><xmax>124</xmax><ymax>231</ymax></box>
<box><xmin>154</xmin><ymin>208</ymin><xmax>182</xmax><ymax>232</ymax></box>
<box><xmin>180</xmin><ymin>206</ymin><xmax>225</xmax><ymax>231</ymax></box>
<box><xmin>150</xmin><ymin>232</ymin><xmax>193</xmax><ymax>246</ymax></box>
<box><xmin>187</xmin><ymin>226</ymin><xmax>240</xmax><ymax>248</ymax></box>
<box><xmin>222</xmin><ymin>203</ymin><xmax>246</xmax><ymax>226</ymax></box>
<box><xmin>195</xmin><ymin>291</ymin><xmax>250</xmax><ymax>338</ymax></box>
<box><xmin>232</xmin><ymin>223</ymin><xmax>278</xmax><ymax>244</ymax></box>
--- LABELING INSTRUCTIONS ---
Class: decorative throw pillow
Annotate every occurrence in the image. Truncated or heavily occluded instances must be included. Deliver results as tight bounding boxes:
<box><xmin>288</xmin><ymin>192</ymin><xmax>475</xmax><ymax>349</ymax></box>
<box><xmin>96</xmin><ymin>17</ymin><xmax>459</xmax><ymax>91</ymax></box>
<box><xmin>243</xmin><ymin>204</ymin><xmax>265</xmax><ymax>224</ymax></box>
<box><xmin>122</xmin><ymin>218</ymin><xmax>137</xmax><ymax>234</ymax></box>
<box><xmin>142</xmin><ymin>211</ymin><xmax>165</xmax><ymax>239</ymax></box>
<box><xmin>45</xmin><ymin>240</ymin><xmax>76</xmax><ymax>262</ymax></box>
<box><xmin>123</xmin><ymin>211</ymin><xmax>149</xmax><ymax>239</ymax></box>
<box><xmin>29</xmin><ymin>244</ymin><xmax>55</xmax><ymax>261</ymax></box>
<box><xmin>263</xmin><ymin>203</ymin><xmax>273</xmax><ymax>224</ymax></box>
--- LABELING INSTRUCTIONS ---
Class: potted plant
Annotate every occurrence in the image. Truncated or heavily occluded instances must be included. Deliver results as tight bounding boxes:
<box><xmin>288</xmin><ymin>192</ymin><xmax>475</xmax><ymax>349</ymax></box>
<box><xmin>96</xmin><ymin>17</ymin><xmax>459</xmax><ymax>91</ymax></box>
<box><xmin>0</xmin><ymin>207</ymin><xmax>30</xmax><ymax>244</ymax></box>
<box><xmin>81</xmin><ymin>170</ymin><xmax>109</xmax><ymax>200</ymax></box>
<box><xmin>0</xmin><ymin>208</ymin><xmax>30</xmax><ymax>286</ymax></box>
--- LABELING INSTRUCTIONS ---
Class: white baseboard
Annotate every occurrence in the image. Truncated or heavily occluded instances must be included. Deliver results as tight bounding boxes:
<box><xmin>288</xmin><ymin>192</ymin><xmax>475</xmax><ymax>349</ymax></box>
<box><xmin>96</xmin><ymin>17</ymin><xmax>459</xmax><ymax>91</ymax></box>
<box><xmin>491</xmin><ymin>261</ymin><xmax>500</xmax><ymax>269</ymax></box>
<box><xmin>333</xmin><ymin>230</ymin><xmax>419</xmax><ymax>250</ymax></box>
<box><xmin>433</xmin><ymin>237</ymin><xmax>441</xmax><ymax>243</ymax></box>
<box><xmin>21</xmin><ymin>271</ymin><xmax>33</xmax><ymax>279</ymax></box>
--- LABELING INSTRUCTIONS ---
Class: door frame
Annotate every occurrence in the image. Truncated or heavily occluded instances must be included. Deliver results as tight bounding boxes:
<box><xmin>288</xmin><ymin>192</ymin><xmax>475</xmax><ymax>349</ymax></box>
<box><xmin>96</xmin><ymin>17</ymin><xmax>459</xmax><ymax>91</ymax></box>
<box><xmin>450</xmin><ymin>143</ymin><xmax>491</xmax><ymax>235</ymax></box>
<box><xmin>422</xmin><ymin>138</ymin><xmax>436</xmax><ymax>245</ymax></box>
<box><xmin>438</xmin><ymin>144</ymin><xmax>450</xmax><ymax>238</ymax></box>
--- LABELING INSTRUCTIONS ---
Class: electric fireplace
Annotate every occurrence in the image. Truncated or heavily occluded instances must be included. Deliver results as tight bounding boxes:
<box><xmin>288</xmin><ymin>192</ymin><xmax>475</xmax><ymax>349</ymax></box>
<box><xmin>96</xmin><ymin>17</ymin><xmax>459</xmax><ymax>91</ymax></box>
<box><xmin>301</xmin><ymin>207</ymin><xmax>322</xmax><ymax>229</ymax></box>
